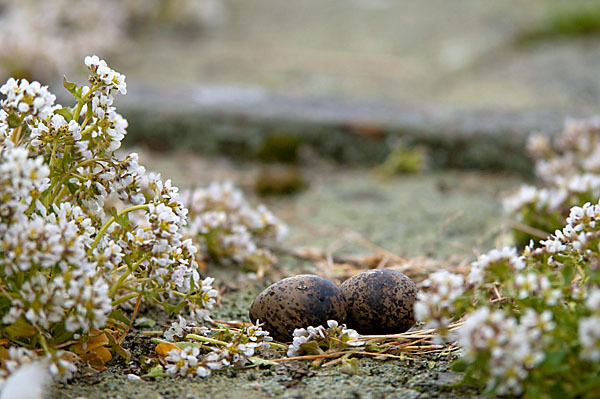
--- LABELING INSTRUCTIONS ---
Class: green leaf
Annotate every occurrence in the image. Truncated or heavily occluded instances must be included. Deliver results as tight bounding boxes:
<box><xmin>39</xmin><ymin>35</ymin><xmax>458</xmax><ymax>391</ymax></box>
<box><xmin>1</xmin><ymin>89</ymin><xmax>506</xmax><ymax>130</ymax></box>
<box><xmin>0</xmin><ymin>295</ymin><xmax>12</xmax><ymax>312</ymax></box>
<box><xmin>5</xmin><ymin>318</ymin><xmax>36</xmax><ymax>338</ymax></box>
<box><xmin>54</xmin><ymin>107</ymin><xmax>74</xmax><ymax>122</ymax></box>
<box><xmin>451</xmin><ymin>358</ymin><xmax>468</xmax><ymax>372</ymax></box>
<box><xmin>66</xmin><ymin>182</ymin><xmax>79</xmax><ymax>195</ymax></box>
<box><xmin>109</xmin><ymin>309</ymin><xmax>130</xmax><ymax>325</ymax></box>
<box><xmin>143</xmin><ymin>365</ymin><xmax>168</xmax><ymax>378</ymax></box>
<box><xmin>248</xmin><ymin>357</ymin><xmax>277</xmax><ymax>366</ymax></box>
<box><xmin>299</xmin><ymin>341</ymin><xmax>323</xmax><ymax>356</ymax></box>
<box><xmin>341</xmin><ymin>357</ymin><xmax>359</xmax><ymax>376</ymax></box>
<box><xmin>63</xmin><ymin>76</ymin><xmax>77</xmax><ymax>91</ymax></box>
<box><xmin>543</xmin><ymin>349</ymin><xmax>567</xmax><ymax>369</ymax></box>
<box><xmin>134</xmin><ymin>317</ymin><xmax>156</xmax><ymax>328</ymax></box>
<box><xmin>549</xmin><ymin>382</ymin><xmax>568</xmax><ymax>399</ymax></box>
<box><xmin>115</xmin><ymin>212</ymin><xmax>131</xmax><ymax>230</ymax></box>
<box><xmin>106</xmin><ymin>329</ymin><xmax>131</xmax><ymax>362</ymax></box>
<box><xmin>562</xmin><ymin>265</ymin><xmax>574</xmax><ymax>285</ymax></box>
<box><xmin>175</xmin><ymin>341</ymin><xmax>204</xmax><ymax>350</ymax></box>
<box><xmin>159</xmin><ymin>298</ymin><xmax>188</xmax><ymax>315</ymax></box>
<box><xmin>63</xmin><ymin>76</ymin><xmax>81</xmax><ymax>100</ymax></box>
<box><xmin>366</xmin><ymin>342</ymin><xmax>382</xmax><ymax>352</ymax></box>
<box><xmin>85</xmin><ymin>100</ymin><xmax>93</xmax><ymax>119</ymax></box>
<box><xmin>7</xmin><ymin>113</ymin><xmax>20</xmax><ymax>128</ymax></box>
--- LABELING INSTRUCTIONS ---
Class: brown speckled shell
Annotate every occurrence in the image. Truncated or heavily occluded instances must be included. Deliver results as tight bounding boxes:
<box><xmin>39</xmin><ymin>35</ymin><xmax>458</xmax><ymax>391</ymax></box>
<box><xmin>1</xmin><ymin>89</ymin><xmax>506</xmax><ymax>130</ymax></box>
<box><xmin>249</xmin><ymin>275</ymin><xmax>347</xmax><ymax>342</ymax></box>
<box><xmin>340</xmin><ymin>269</ymin><xmax>417</xmax><ymax>334</ymax></box>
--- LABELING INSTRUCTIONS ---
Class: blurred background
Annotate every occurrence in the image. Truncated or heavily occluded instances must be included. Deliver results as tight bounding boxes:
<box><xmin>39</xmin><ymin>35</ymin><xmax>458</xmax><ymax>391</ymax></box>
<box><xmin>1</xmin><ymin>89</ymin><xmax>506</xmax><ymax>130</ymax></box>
<box><xmin>2</xmin><ymin>0</ymin><xmax>600</xmax><ymax>113</ymax></box>
<box><xmin>2</xmin><ymin>0</ymin><xmax>600</xmax><ymax>261</ymax></box>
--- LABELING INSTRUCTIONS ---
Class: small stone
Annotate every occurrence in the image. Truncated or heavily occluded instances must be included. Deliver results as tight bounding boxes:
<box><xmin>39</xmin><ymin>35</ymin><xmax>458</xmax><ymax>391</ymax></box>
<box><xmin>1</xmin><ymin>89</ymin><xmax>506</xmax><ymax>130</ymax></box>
<box><xmin>126</xmin><ymin>374</ymin><xmax>142</xmax><ymax>381</ymax></box>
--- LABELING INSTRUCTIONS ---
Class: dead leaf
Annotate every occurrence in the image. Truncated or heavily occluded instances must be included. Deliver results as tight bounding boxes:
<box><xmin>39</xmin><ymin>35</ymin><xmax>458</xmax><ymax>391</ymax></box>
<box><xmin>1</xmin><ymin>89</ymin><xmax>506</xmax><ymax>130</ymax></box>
<box><xmin>105</xmin><ymin>329</ymin><xmax>131</xmax><ymax>362</ymax></box>
<box><xmin>72</xmin><ymin>329</ymin><xmax>109</xmax><ymax>353</ymax></box>
<box><xmin>155</xmin><ymin>342</ymin><xmax>180</xmax><ymax>357</ymax></box>
<box><xmin>72</xmin><ymin>330</ymin><xmax>112</xmax><ymax>372</ymax></box>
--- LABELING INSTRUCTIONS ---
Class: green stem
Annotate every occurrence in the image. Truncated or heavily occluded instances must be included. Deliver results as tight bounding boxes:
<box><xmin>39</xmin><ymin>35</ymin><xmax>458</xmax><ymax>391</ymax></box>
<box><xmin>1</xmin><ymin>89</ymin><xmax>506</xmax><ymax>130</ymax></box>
<box><xmin>52</xmin><ymin>330</ymin><xmax>74</xmax><ymax>346</ymax></box>
<box><xmin>72</xmin><ymin>102</ymin><xmax>85</xmax><ymax>124</ymax></box>
<box><xmin>85</xmin><ymin>83</ymin><xmax>101</xmax><ymax>100</ymax></box>
<box><xmin>49</xmin><ymin>139</ymin><xmax>60</xmax><ymax>168</ymax></box>
<box><xmin>267</xmin><ymin>342</ymin><xmax>288</xmax><ymax>350</ymax></box>
<box><xmin>50</xmin><ymin>157</ymin><xmax>106</xmax><ymax>204</ymax></box>
<box><xmin>113</xmin><ymin>265</ymin><xmax>129</xmax><ymax>273</ymax></box>
<box><xmin>79</xmin><ymin>116</ymin><xmax>90</xmax><ymax>131</ymax></box>
<box><xmin>127</xmin><ymin>277</ymin><xmax>155</xmax><ymax>285</ymax></box>
<box><xmin>108</xmin><ymin>255</ymin><xmax>149</xmax><ymax>297</ymax></box>
<box><xmin>38</xmin><ymin>334</ymin><xmax>51</xmax><ymax>354</ymax></box>
<box><xmin>151</xmin><ymin>338</ymin><xmax>173</xmax><ymax>345</ymax></box>
<box><xmin>142</xmin><ymin>331</ymin><xmax>164</xmax><ymax>337</ymax></box>
<box><xmin>109</xmin><ymin>268</ymin><xmax>133</xmax><ymax>297</ymax></box>
<box><xmin>186</xmin><ymin>334</ymin><xmax>229</xmax><ymax>346</ymax></box>
<box><xmin>12</xmin><ymin>125</ymin><xmax>23</xmax><ymax>145</ymax></box>
<box><xmin>112</xmin><ymin>292</ymin><xmax>141</xmax><ymax>307</ymax></box>
<box><xmin>72</xmin><ymin>82</ymin><xmax>99</xmax><ymax>123</ymax></box>
<box><xmin>89</xmin><ymin>204</ymin><xmax>149</xmax><ymax>255</ymax></box>
<box><xmin>576</xmin><ymin>263</ymin><xmax>587</xmax><ymax>280</ymax></box>
<box><xmin>52</xmin><ymin>186</ymin><xmax>68</xmax><ymax>203</ymax></box>
<box><xmin>80</xmin><ymin>122</ymin><xmax>98</xmax><ymax>139</ymax></box>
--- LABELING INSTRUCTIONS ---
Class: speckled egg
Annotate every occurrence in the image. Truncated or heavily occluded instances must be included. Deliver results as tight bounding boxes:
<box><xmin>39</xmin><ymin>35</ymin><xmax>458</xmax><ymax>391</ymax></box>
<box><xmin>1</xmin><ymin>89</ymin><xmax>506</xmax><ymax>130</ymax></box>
<box><xmin>249</xmin><ymin>275</ymin><xmax>347</xmax><ymax>341</ymax></box>
<box><xmin>340</xmin><ymin>269</ymin><xmax>418</xmax><ymax>334</ymax></box>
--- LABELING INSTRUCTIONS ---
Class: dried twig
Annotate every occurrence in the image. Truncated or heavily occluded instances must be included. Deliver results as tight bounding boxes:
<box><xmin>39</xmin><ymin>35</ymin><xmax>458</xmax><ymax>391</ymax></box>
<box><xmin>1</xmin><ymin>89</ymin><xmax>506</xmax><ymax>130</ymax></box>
<box><xmin>506</xmin><ymin>220</ymin><xmax>549</xmax><ymax>239</ymax></box>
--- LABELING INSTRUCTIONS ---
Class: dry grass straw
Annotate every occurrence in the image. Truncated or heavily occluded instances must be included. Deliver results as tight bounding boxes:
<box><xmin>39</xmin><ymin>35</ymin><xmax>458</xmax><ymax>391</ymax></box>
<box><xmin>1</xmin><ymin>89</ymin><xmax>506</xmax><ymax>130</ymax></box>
<box><xmin>359</xmin><ymin>321</ymin><xmax>463</xmax><ymax>354</ymax></box>
<box><xmin>197</xmin><ymin>319</ymin><xmax>463</xmax><ymax>365</ymax></box>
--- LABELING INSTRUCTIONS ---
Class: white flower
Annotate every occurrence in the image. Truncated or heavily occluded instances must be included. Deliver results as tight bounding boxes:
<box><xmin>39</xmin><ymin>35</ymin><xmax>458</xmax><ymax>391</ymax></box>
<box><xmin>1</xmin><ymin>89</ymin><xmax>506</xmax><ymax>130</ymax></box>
<box><xmin>458</xmin><ymin>308</ymin><xmax>549</xmax><ymax>395</ymax></box>
<box><xmin>415</xmin><ymin>270</ymin><xmax>464</xmax><ymax>335</ymax></box>
<box><xmin>0</xmin><ymin>78</ymin><xmax>56</xmax><ymax>120</ymax></box>
<box><xmin>181</xmin><ymin>181</ymin><xmax>286</xmax><ymax>265</ymax></box>
<box><xmin>468</xmin><ymin>247</ymin><xmax>524</xmax><ymax>286</ymax></box>
<box><xmin>164</xmin><ymin>316</ymin><xmax>189</xmax><ymax>341</ymax></box>
<box><xmin>165</xmin><ymin>347</ymin><xmax>210</xmax><ymax>378</ymax></box>
<box><xmin>85</xmin><ymin>55</ymin><xmax>127</xmax><ymax>95</ymax></box>
<box><xmin>0</xmin><ymin>361</ymin><xmax>50</xmax><ymax>399</ymax></box>
<box><xmin>585</xmin><ymin>289</ymin><xmax>600</xmax><ymax>312</ymax></box>
<box><xmin>578</xmin><ymin>316</ymin><xmax>600</xmax><ymax>361</ymax></box>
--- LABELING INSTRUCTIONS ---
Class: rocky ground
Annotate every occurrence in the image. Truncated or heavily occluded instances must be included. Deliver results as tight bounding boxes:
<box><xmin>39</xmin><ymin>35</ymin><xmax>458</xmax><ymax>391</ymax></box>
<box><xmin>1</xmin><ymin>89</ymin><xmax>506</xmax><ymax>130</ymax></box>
<box><xmin>47</xmin><ymin>1</ymin><xmax>600</xmax><ymax>396</ymax></box>
<box><xmin>50</xmin><ymin>151</ymin><xmax>522</xmax><ymax>399</ymax></box>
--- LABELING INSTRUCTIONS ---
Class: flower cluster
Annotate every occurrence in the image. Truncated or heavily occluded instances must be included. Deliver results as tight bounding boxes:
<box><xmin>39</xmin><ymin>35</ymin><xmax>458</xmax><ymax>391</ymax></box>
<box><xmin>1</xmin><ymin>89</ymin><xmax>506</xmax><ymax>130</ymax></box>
<box><xmin>0</xmin><ymin>0</ymin><xmax>227</xmax><ymax>82</ymax></box>
<box><xmin>181</xmin><ymin>181</ymin><xmax>287</xmax><ymax>269</ymax></box>
<box><xmin>457</xmin><ymin>308</ymin><xmax>554</xmax><ymax>396</ymax></box>
<box><xmin>158</xmin><ymin>321</ymin><xmax>272</xmax><ymax>378</ymax></box>
<box><xmin>579</xmin><ymin>288</ymin><xmax>600</xmax><ymax>361</ymax></box>
<box><xmin>0</xmin><ymin>56</ymin><xmax>217</xmax><ymax>381</ymax></box>
<box><xmin>0</xmin><ymin>346</ymin><xmax>77</xmax><ymax>387</ymax></box>
<box><xmin>504</xmin><ymin>117</ymin><xmax>600</xmax><ymax>246</ymax></box>
<box><xmin>414</xmin><ymin>270</ymin><xmax>465</xmax><ymax>340</ymax></box>
<box><xmin>416</xmin><ymin>196</ymin><xmax>600</xmax><ymax>396</ymax></box>
<box><xmin>286</xmin><ymin>320</ymin><xmax>364</xmax><ymax>357</ymax></box>
<box><xmin>468</xmin><ymin>246</ymin><xmax>525</xmax><ymax>286</ymax></box>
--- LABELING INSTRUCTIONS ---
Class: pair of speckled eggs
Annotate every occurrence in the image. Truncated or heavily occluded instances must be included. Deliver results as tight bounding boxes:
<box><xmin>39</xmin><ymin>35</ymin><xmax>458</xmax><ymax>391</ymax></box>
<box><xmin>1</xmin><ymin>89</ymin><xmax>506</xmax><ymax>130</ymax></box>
<box><xmin>249</xmin><ymin>270</ymin><xmax>418</xmax><ymax>342</ymax></box>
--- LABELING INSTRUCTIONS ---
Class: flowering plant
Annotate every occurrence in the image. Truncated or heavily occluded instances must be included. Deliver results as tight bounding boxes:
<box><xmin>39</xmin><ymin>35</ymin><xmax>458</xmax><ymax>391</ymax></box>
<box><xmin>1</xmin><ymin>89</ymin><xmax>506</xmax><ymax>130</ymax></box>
<box><xmin>286</xmin><ymin>320</ymin><xmax>365</xmax><ymax>358</ymax></box>
<box><xmin>505</xmin><ymin>118</ymin><xmax>600</xmax><ymax>246</ymax></box>
<box><xmin>415</xmin><ymin>202</ymin><xmax>600</xmax><ymax>396</ymax></box>
<box><xmin>181</xmin><ymin>181</ymin><xmax>287</xmax><ymax>271</ymax></box>
<box><xmin>152</xmin><ymin>320</ymin><xmax>274</xmax><ymax>378</ymax></box>
<box><xmin>0</xmin><ymin>55</ymin><xmax>218</xmax><ymax>381</ymax></box>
